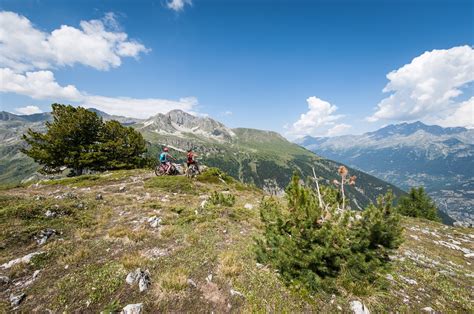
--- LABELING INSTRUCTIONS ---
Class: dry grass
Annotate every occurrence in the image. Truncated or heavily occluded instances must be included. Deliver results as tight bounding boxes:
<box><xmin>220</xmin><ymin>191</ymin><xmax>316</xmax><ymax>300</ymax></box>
<box><xmin>218</xmin><ymin>251</ymin><xmax>243</xmax><ymax>278</ymax></box>
<box><xmin>159</xmin><ymin>268</ymin><xmax>189</xmax><ymax>292</ymax></box>
<box><xmin>120</xmin><ymin>252</ymin><xmax>150</xmax><ymax>271</ymax></box>
<box><xmin>59</xmin><ymin>246</ymin><xmax>92</xmax><ymax>266</ymax></box>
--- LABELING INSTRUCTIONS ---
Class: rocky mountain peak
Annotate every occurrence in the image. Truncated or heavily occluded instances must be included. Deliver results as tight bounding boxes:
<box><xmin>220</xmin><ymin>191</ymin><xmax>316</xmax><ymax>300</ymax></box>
<box><xmin>140</xmin><ymin>109</ymin><xmax>235</xmax><ymax>141</ymax></box>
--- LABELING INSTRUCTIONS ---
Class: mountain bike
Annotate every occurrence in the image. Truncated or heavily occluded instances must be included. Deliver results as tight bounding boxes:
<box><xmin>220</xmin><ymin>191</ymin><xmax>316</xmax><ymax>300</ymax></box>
<box><xmin>185</xmin><ymin>162</ymin><xmax>200</xmax><ymax>178</ymax></box>
<box><xmin>155</xmin><ymin>163</ymin><xmax>179</xmax><ymax>176</ymax></box>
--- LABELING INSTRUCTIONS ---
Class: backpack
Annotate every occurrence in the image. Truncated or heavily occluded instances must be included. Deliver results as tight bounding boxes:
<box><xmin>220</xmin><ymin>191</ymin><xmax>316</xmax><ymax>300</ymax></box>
<box><xmin>159</xmin><ymin>152</ymin><xmax>167</xmax><ymax>163</ymax></box>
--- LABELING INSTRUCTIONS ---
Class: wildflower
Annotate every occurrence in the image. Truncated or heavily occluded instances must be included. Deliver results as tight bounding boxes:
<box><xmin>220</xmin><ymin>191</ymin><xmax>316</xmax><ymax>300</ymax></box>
<box><xmin>349</xmin><ymin>175</ymin><xmax>357</xmax><ymax>186</ymax></box>
<box><xmin>338</xmin><ymin>166</ymin><xmax>348</xmax><ymax>178</ymax></box>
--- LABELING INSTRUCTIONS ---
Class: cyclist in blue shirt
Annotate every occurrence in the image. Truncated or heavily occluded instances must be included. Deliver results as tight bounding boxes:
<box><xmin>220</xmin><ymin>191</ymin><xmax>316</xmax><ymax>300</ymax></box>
<box><xmin>159</xmin><ymin>147</ymin><xmax>175</xmax><ymax>174</ymax></box>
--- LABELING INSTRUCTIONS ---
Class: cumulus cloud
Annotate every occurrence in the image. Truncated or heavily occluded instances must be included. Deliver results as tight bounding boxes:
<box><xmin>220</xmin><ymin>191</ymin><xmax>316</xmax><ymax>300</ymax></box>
<box><xmin>0</xmin><ymin>11</ymin><xmax>194</xmax><ymax>118</ymax></box>
<box><xmin>0</xmin><ymin>67</ymin><xmax>198</xmax><ymax>118</ymax></box>
<box><xmin>166</xmin><ymin>0</ymin><xmax>192</xmax><ymax>12</ymax></box>
<box><xmin>0</xmin><ymin>11</ymin><xmax>149</xmax><ymax>72</ymax></box>
<box><xmin>0</xmin><ymin>68</ymin><xmax>82</xmax><ymax>100</ymax></box>
<box><xmin>367</xmin><ymin>46</ymin><xmax>474</xmax><ymax>127</ymax></box>
<box><xmin>286</xmin><ymin>96</ymin><xmax>351</xmax><ymax>138</ymax></box>
<box><xmin>15</xmin><ymin>105</ymin><xmax>42</xmax><ymax>115</ymax></box>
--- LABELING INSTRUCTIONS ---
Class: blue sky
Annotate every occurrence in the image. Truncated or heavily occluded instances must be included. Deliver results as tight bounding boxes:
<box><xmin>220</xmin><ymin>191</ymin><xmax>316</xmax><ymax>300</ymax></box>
<box><xmin>0</xmin><ymin>0</ymin><xmax>473</xmax><ymax>138</ymax></box>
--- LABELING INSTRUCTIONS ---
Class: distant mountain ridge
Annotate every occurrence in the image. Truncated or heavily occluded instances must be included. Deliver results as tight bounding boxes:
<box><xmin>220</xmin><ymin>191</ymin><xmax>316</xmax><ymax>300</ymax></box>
<box><xmin>296</xmin><ymin>121</ymin><xmax>474</xmax><ymax>224</ymax></box>
<box><xmin>0</xmin><ymin>108</ymin><xmax>404</xmax><ymax>212</ymax></box>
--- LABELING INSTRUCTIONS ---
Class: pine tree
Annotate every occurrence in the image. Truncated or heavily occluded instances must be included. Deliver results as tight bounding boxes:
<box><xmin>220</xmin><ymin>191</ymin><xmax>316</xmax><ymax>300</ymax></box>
<box><xmin>22</xmin><ymin>104</ymin><xmax>147</xmax><ymax>175</ymax></box>
<box><xmin>397</xmin><ymin>187</ymin><xmax>440</xmax><ymax>221</ymax></box>
<box><xmin>95</xmin><ymin>120</ymin><xmax>147</xmax><ymax>170</ymax></box>
<box><xmin>22</xmin><ymin>104</ymin><xmax>102</xmax><ymax>175</ymax></box>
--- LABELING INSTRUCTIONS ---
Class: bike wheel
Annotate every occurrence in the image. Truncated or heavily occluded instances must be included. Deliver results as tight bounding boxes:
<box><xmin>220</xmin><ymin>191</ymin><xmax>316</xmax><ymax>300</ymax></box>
<box><xmin>155</xmin><ymin>166</ymin><xmax>163</xmax><ymax>176</ymax></box>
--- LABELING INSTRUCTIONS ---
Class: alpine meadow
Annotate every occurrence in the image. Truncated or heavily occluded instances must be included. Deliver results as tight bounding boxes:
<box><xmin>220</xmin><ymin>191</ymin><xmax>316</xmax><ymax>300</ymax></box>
<box><xmin>0</xmin><ymin>1</ymin><xmax>473</xmax><ymax>313</ymax></box>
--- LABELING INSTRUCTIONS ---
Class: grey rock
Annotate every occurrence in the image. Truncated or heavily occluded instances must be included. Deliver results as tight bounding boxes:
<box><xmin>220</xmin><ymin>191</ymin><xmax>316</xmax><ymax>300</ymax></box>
<box><xmin>400</xmin><ymin>275</ymin><xmax>417</xmax><ymax>285</ymax></box>
<box><xmin>44</xmin><ymin>210</ymin><xmax>56</xmax><ymax>218</ymax></box>
<box><xmin>126</xmin><ymin>268</ymin><xmax>140</xmax><ymax>285</ymax></box>
<box><xmin>148</xmin><ymin>216</ymin><xmax>162</xmax><ymax>228</ymax></box>
<box><xmin>121</xmin><ymin>303</ymin><xmax>143</xmax><ymax>314</ymax></box>
<box><xmin>350</xmin><ymin>300</ymin><xmax>370</xmax><ymax>314</ymax></box>
<box><xmin>119</xmin><ymin>186</ymin><xmax>126</xmax><ymax>192</ymax></box>
<box><xmin>0</xmin><ymin>275</ymin><xmax>10</xmax><ymax>284</ymax></box>
<box><xmin>187</xmin><ymin>278</ymin><xmax>197</xmax><ymax>288</ymax></box>
<box><xmin>230</xmin><ymin>289</ymin><xmax>244</xmax><ymax>298</ymax></box>
<box><xmin>421</xmin><ymin>307</ymin><xmax>435</xmax><ymax>313</ymax></box>
<box><xmin>96</xmin><ymin>193</ymin><xmax>103</xmax><ymax>200</ymax></box>
<box><xmin>35</xmin><ymin>228</ymin><xmax>57</xmax><ymax>245</ymax></box>
<box><xmin>10</xmin><ymin>293</ymin><xmax>26</xmax><ymax>307</ymax></box>
<box><xmin>1</xmin><ymin>251</ymin><xmax>43</xmax><ymax>269</ymax></box>
<box><xmin>138</xmin><ymin>271</ymin><xmax>151</xmax><ymax>292</ymax></box>
<box><xmin>126</xmin><ymin>268</ymin><xmax>151</xmax><ymax>292</ymax></box>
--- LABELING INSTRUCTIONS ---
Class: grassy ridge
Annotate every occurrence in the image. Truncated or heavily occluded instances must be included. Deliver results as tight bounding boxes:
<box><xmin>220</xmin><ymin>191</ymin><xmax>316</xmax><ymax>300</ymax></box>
<box><xmin>0</xmin><ymin>169</ymin><xmax>472</xmax><ymax>312</ymax></box>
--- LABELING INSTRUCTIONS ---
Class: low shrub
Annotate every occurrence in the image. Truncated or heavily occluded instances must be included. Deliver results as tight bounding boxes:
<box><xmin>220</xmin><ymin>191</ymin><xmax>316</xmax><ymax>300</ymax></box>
<box><xmin>197</xmin><ymin>167</ymin><xmax>234</xmax><ymax>184</ymax></box>
<box><xmin>208</xmin><ymin>191</ymin><xmax>236</xmax><ymax>207</ymax></box>
<box><xmin>256</xmin><ymin>173</ymin><xmax>403</xmax><ymax>294</ymax></box>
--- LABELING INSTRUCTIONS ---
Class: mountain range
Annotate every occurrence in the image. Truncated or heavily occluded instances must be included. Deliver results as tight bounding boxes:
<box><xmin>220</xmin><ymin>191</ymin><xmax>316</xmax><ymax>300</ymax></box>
<box><xmin>0</xmin><ymin>108</ymin><xmax>404</xmax><ymax>212</ymax></box>
<box><xmin>296</xmin><ymin>122</ymin><xmax>474</xmax><ymax>224</ymax></box>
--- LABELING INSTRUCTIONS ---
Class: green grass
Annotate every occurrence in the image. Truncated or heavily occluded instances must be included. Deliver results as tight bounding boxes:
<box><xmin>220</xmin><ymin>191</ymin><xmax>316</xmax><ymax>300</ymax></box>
<box><xmin>144</xmin><ymin>175</ymin><xmax>194</xmax><ymax>193</ymax></box>
<box><xmin>55</xmin><ymin>262</ymin><xmax>126</xmax><ymax>307</ymax></box>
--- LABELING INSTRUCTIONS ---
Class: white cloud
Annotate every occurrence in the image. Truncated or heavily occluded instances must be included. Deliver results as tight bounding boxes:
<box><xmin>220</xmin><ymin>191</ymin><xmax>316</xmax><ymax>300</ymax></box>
<box><xmin>15</xmin><ymin>105</ymin><xmax>42</xmax><ymax>115</ymax></box>
<box><xmin>286</xmin><ymin>96</ymin><xmax>351</xmax><ymax>138</ymax></box>
<box><xmin>82</xmin><ymin>95</ymin><xmax>199</xmax><ymax>118</ymax></box>
<box><xmin>0</xmin><ymin>68</ymin><xmax>82</xmax><ymax>100</ymax></box>
<box><xmin>0</xmin><ymin>67</ymin><xmax>199</xmax><ymax>118</ymax></box>
<box><xmin>367</xmin><ymin>46</ymin><xmax>474</xmax><ymax>128</ymax></box>
<box><xmin>436</xmin><ymin>97</ymin><xmax>474</xmax><ymax>128</ymax></box>
<box><xmin>166</xmin><ymin>0</ymin><xmax>192</xmax><ymax>12</ymax></box>
<box><xmin>327</xmin><ymin>123</ymin><xmax>352</xmax><ymax>137</ymax></box>
<box><xmin>222</xmin><ymin>110</ymin><xmax>233</xmax><ymax>116</ymax></box>
<box><xmin>0</xmin><ymin>11</ymin><xmax>149</xmax><ymax>72</ymax></box>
